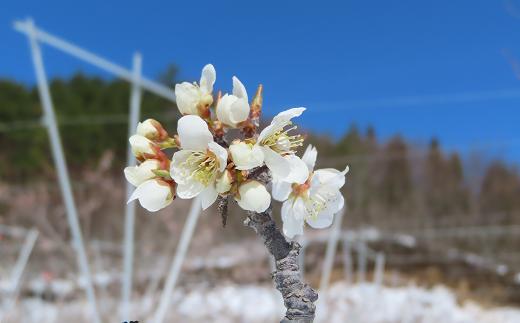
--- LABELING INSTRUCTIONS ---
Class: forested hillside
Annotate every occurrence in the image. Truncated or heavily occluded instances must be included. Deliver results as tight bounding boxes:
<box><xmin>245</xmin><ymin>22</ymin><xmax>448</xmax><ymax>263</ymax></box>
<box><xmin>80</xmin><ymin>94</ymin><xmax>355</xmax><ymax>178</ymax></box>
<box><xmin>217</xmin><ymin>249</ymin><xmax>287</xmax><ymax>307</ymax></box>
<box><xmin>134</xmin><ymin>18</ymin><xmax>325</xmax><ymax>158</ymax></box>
<box><xmin>1</xmin><ymin>72</ymin><xmax>519</xmax><ymax>229</ymax></box>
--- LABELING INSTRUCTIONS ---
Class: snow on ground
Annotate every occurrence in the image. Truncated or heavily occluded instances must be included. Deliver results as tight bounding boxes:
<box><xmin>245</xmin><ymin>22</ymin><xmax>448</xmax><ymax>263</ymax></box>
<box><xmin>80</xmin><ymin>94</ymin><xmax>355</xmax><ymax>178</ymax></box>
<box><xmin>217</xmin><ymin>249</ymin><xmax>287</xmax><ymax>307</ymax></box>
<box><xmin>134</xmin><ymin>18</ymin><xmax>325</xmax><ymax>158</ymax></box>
<box><xmin>2</xmin><ymin>281</ymin><xmax>520</xmax><ymax>322</ymax></box>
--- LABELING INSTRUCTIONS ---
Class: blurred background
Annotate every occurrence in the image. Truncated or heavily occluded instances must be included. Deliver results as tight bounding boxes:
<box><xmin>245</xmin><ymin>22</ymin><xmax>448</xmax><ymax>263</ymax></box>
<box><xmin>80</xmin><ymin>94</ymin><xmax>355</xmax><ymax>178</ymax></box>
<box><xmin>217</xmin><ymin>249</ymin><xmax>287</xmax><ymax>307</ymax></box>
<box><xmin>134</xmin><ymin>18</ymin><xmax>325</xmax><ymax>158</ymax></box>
<box><xmin>1</xmin><ymin>1</ymin><xmax>520</xmax><ymax>322</ymax></box>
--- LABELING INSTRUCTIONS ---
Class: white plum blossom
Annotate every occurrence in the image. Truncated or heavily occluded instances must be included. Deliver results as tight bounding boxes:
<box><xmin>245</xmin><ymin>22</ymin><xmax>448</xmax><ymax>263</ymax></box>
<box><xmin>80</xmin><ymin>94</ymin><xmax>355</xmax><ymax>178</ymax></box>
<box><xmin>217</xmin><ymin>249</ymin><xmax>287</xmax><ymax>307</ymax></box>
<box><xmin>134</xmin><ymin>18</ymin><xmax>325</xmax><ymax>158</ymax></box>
<box><xmin>235</xmin><ymin>180</ymin><xmax>271</xmax><ymax>212</ymax></box>
<box><xmin>126</xmin><ymin>64</ymin><xmax>348</xmax><ymax>246</ymax></box>
<box><xmin>136</xmin><ymin>119</ymin><xmax>159</xmax><ymax>139</ymax></box>
<box><xmin>229</xmin><ymin>141</ymin><xmax>264</xmax><ymax>170</ymax></box>
<box><xmin>129</xmin><ymin>134</ymin><xmax>157</xmax><ymax>159</ymax></box>
<box><xmin>231</xmin><ymin>108</ymin><xmax>308</xmax><ymax>183</ymax></box>
<box><xmin>136</xmin><ymin>118</ymin><xmax>167</xmax><ymax>141</ymax></box>
<box><xmin>170</xmin><ymin>115</ymin><xmax>228</xmax><ymax>210</ymax></box>
<box><xmin>256</xmin><ymin>108</ymin><xmax>308</xmax><ymax>183</ymax></box>
<box><xmin>216</xmin><ymin>76</ymin><xmax>250</xmax><ymax>127</ymax></box>
<box><xmin>274</xmin><ymin>145</ymin><xmax>349</xmax><ymax>238</ymax></box>
<box><xmin>124</xmin><ymin>159</ymin><xmax>161</xmax><ymax>187</ymax></box>
<box><xmin>175</xmin><ymin>64</ymin><xmax>216</xmax><ymax>115</ymax></box>
<box><xmin>128</xmin><ymin>179</ymin><xmax>174</xmax><ymax>212</ymax></box>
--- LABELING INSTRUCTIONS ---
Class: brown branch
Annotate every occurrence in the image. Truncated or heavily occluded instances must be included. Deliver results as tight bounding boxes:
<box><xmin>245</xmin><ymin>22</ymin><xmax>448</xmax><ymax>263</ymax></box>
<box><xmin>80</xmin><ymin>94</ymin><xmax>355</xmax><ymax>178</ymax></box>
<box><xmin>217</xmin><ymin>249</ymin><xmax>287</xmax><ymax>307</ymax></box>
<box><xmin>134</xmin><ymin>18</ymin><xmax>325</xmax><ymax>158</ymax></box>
<box><xmin>217</xmin><ymin>195</ymin><xmax>229</xmax><ymax>227</ymax></box>
<box><xmin>244</xmin><ymin>167</ymin><xmax>318</xmax><ymax>322</ymax></box>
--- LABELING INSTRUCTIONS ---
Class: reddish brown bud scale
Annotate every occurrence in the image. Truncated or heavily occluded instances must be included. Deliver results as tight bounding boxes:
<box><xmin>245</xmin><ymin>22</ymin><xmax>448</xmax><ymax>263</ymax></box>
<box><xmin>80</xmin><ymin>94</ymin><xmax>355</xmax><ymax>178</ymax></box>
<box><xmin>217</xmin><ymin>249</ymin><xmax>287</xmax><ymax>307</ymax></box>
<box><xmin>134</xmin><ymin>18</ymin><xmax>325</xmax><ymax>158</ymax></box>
<box><xmin>150</xmin><ymin>119</ymin><xmax>170</xmax><ymax>141</ymax></box>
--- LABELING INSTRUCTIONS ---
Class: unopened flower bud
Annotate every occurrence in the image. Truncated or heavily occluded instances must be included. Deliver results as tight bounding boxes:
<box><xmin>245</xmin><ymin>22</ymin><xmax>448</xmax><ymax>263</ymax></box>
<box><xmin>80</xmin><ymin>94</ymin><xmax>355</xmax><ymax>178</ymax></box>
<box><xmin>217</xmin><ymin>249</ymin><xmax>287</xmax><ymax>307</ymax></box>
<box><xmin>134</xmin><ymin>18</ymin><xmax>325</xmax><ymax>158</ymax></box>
<box><xmin>128</xmin><ymin>179</ymin><xmax>175</xmax><ymax>212</ymax></box>
<box><xmin>229</xmin><ymin>141</ymin><xmax>264</xmax><ymax>170</ymax></box>
<box><xmin>235</xmin><ymin>180</ymin><xmax>271</xmax><ymax>212</ymax></box>
<box><xmin>175</xmin><ymin>64</ymin><xmax>216</xmax><ymax>116</ymax></box>
<box><xmin>216</xmin><ymin>76</ymin><xmax>250</xmax><ymax>128</ymax></box>
<box><xmin>129</xmin><ymin>135</ymin><xmax>156</xmax><ymax>158</ymax></box>
<box><xmin>124</xmin><ymin>159</ymin><xmax>161</xmax><ymax>187</ymax></box>
<box><xmin>136</xmin><ymin>119</ymin><xmax>166</xmax><ymax>140</ymax></box>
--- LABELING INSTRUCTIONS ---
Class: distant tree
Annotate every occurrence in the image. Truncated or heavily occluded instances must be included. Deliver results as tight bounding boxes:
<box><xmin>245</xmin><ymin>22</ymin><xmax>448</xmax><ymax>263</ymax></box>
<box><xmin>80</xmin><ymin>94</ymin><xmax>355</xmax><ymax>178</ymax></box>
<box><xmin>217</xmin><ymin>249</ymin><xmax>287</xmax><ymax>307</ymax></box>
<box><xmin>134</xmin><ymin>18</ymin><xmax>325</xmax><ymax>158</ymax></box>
<box><xmin>0</xmin><ymin>80</ymin><xmax>48</xmax><ymax>179</ymax></box>
<box><xmin>336</xmin><ymin>124</ymin><xmax>363</xmax><ymax>155</ymax></box>
<box><xmin>378</xmin><ymin>136</ymin><xmax>413</xmax><ymax>212</ymax></box>
<box><xmin>0</xmin><ymin>65</ymin><xmax>181</xmax><ymax>181</ymax></box>
<box><xmin>479</xmin><ymin>161</ymin><xmax>520</xmax><ymax>224</ymax></box>
<box><xmin>365</xmin><ymin>125</ymin><xmax>377</xmax><ymax>152</ymax></box>
<box><xmin>157</xmin><ymin>64</ymin><xmax>180</xmax><ymax>88</ymax></box>
<box><xmin>424</xmin><ymin>139</ymin><xmax>469</xmax><ymax>224</ymax></box>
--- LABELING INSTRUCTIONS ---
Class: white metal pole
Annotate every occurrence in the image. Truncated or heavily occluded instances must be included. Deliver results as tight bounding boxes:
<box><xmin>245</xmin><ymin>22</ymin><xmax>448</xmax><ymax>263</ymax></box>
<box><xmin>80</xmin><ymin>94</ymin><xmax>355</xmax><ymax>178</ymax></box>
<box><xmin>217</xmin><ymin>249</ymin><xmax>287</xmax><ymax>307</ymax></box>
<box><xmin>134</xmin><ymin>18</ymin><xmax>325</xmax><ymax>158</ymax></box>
<box><xmin>357</xmin><ymin>241</ymin><xmax>367</xmax><ymax>283</ymax></box>
<box><xmin>374</xmin><ymin>252</ymin><xmax>385</xmax><ymax>287</ymax></box>
<box><xmin>319</xmin><ymin>208</ymin><xmax>346</xmax><ymax>291</ymax></box>
<box><xmin>0</xmin><ymin>229</ymin><xmax>39</xmax><ymax>322</ymax></box>
<box><xmin>121</xmin><ymin>52</ymin><xmax>143</xmax><ymax>319</ymax></box>
<box><xmin>342</xmin><ymin>236</ymin><xmax>353</xmax><ymax>284</ymax></box>
<box><xmin>152</xmin><ymin>198</ymin><xmax>201</xmax><ymax>323</ymax></box>
<box><xmin>13</xmin><ymin>20</ymin><xmax>175</xmax><ymax>102</ymax></box>
<box><xmin>24</xmin><ymin>18</ymin><xmax>101</xmax><ymax>323</ymax></box>
<box><xmin>8</xmin><ymin>229</ymin><xmax>39</xmax><ymax>294</ymax></box>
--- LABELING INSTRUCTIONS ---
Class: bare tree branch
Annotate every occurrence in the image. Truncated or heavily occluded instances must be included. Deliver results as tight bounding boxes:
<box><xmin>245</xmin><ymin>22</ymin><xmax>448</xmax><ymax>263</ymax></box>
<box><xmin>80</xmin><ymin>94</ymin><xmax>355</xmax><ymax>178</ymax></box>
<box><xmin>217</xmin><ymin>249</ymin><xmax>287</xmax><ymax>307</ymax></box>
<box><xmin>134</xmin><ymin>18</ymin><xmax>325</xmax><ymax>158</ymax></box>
<box><xmin>245</xmin><ymin>167</ymin><xmax>318</xmax><ymax>322</ymax></box>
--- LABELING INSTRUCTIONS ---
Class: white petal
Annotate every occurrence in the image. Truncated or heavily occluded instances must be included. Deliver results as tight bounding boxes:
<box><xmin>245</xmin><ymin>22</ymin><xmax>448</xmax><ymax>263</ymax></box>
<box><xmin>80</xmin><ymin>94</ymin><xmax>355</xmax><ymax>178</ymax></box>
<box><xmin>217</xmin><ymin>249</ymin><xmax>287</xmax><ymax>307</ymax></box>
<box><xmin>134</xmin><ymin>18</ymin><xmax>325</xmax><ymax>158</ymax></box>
<box><xmin>200</xmin><ymin>185</ymin><xmax>218</xmax><ymax>210</ymax></box>
<box><xmin>285</xmin><ymin>155</ymin><xmax>309</xmax><ymax>184</ymax></box>
<box><xmin>301</xmin><ymin>145</ymin><xmax>317</xmax><ymax>172</ymax></box>
<box><xmin>170</xmin><ymin>150</ymin><xmax>194</xmax><ymax>183</ymax></box>
<box><xmin>215</xmin><ymin>170</ymin><xmax>233</xmax><ymax>194</ymax></box>
<box><xmin>129</xmin><ymin>135</ymin><xmax>155</xmax><ymax>156</ymax></box>
<box><xmin>261</xmin><ymin>147</ymin><xmax>291</xmax><ymax>179</ymax></box>
<box><xmin>128</xmin><ymin>179</ymin><xmax>173</xmax><ymax>212</ymax></box>
<box><xmin>311</xmin><ymin>166</ymin><xmax>349</xmax><ymax>191</ymax></box>
<box><xmin>177</xmin><ymin>115</ymin><xmax>213</xmax><ymax>150</ymax></box>
<box><xmin>257</xmin><ymin>107</ymin><xmax>305</xmax><ymax>144</ymax></box>
<box><xmin>229</xmin><ymin>98</ymin><xmax>250</xmax><ymax>124</ymax></box>
<box><xmin>281</xmin><ymin>198</ymin><xmax>305</xmax><ymax>238</ymax></box>
<box><xmin>124</xmin><ymin>159</ymin><xmax>160</xmax><ymax>187</ymax></box>
<box><xmin>216</xmin><ymin>93</ymin><xmax>249</xmax><ymax>127</ymax></box>
<box><xmin>232</xmin><ymin>76</ymin><xmax>248</xmax><ymax>102</ymax></box>
<box><xmin>208</xmin><ymin>142</ymin><xmax>228</xmax><ymax>172</ymax></box>
<box><xmin>257</xmin><ymin>123</ymin><xmax>276</xmax><ymax>143</ymax></box>
<box><xmin>229</xmin><ymin>142</ymin><xmax>264</xmax><ymax>170</ymax></box>
<box><xmin>272</xmin><ymin>107</ymin><xmax>306</xmax><ymax>125</ymax></box>
<box><xmin>272</xmin><ymin>176</ymin><xmax>292</xmax><ymax>201</ymax></box>
<box><xmin>306</xmin><ymin>188</ymin><xmax>344</xmax><ymax>229</ymax></box>
<box><xmin>175</xmin><ymin>82</ymin><xmax>200</xmax><ymax>115</ymax></box>
<box><xmin>235</xmin><ymin>180</ymin><xmax>271</xmax><ymax>212</ymax></box>
<box><xmin>200</xmin><ymin>64</ymin><xmax>216</xmax><ymax>94</ymax></box>
<box><xmin>216</xmin><ymin>94</ymin><xmax>237</xmax><ymax>126</ymax></box>
<box><xmin>136</xmin><ymin>119</ymin><xmax>159</xmax><ymax>139</ymax></box>
<box><xmin>176</xmin><ymin>180</ymin><xmax>206</xmax><ymax>199</ymax></box>
<box><xmin>305</xmin><ymin>210</ymin><xmax>334</xmax><ymax>229</ymax></box>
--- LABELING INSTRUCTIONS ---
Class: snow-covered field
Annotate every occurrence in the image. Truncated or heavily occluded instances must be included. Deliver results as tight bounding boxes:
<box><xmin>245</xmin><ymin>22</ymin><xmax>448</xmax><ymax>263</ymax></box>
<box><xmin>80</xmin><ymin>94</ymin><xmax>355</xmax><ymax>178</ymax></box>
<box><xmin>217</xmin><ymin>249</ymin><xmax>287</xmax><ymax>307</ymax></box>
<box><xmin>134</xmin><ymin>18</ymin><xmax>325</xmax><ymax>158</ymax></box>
<box><xmin>2</xmin><ymin>281</ymin><xmax>520</xmax><ymax>322</ymax></box>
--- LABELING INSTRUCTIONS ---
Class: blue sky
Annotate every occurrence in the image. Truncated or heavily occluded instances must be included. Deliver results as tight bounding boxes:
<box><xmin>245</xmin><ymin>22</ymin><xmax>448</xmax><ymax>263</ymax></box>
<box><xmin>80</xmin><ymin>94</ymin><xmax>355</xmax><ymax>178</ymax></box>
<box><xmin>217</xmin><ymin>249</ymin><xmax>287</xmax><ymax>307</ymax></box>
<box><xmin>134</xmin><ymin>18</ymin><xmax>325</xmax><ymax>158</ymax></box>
<box><xmin>1</xmin><ymin>0</ymin><xmax>519</xmax><ymax>163</ymax></box>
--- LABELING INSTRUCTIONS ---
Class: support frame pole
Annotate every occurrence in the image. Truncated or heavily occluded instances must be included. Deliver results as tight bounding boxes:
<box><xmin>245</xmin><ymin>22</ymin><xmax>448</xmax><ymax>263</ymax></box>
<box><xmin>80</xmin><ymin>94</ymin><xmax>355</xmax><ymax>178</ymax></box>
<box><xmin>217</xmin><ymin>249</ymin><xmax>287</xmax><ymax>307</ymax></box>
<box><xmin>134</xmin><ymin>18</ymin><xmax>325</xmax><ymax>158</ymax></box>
<box><xmin>0</xmin><ymin>229</ymin><xmax>39</xmax><ymax>322</ymax></box>
<box><xmin>342</xmin><ymin>235</ymin><xmax>353</xmax><ymax>284</ymax></box>
<box><xmin>152</xmin><ymin>198</ymin><xmax>202</xmax><ymax>323</ymax></box>
<box><xmin>24</xmin><ymin>18</ymin><xmax>101</xmax><ymax>323</ymax></box>
<box><xmin>319</xmin><ymin>208</ymin><xmax>346</xmax><ymax>292</ymax></box>
<box><xmin>357</xmin><ymin>241</ymin><xmax>367</xmax><ymax>283</ymax></box>
<box><xmin>13</xmin><ymin>20</ymin><xmax>175</xmax><ymax>102</ymax></box>
<box><xmin>121</xmin><ymin>52</ymin><xmax>143</xmax><ymax>320</ymax></box>
<box><xmin>374</xmin><ymin>252</ymin><xmax>385</xmax><ymax>287</ymax></box>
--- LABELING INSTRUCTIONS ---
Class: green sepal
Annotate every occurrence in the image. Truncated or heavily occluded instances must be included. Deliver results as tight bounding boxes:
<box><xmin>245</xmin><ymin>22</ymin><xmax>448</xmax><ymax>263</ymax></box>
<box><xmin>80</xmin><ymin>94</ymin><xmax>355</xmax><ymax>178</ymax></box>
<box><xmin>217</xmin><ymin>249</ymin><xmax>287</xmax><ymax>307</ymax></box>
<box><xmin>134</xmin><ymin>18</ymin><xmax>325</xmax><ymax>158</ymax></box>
<box><xmin>152</xmin><ymin>169</ymin><xmax>172</xmax><ymax>180</ymax></box>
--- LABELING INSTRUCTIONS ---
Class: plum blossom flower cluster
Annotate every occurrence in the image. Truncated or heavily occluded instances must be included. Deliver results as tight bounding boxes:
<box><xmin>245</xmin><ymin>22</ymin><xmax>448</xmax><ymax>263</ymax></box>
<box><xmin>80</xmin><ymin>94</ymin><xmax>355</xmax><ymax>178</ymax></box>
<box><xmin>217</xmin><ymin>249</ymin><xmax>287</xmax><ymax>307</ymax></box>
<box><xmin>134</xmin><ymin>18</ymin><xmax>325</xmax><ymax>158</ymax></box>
<box><xmin>125</xmin><ymin>64</ymin><xmax>349</xmax><ymax>237</ymax></box>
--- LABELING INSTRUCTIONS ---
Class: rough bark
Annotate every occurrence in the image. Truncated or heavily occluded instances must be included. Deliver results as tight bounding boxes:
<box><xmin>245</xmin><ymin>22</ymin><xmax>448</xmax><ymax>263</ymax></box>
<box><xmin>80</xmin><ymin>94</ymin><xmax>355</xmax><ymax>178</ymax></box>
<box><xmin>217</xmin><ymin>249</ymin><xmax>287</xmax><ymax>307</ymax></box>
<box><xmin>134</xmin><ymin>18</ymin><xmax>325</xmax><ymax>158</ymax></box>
<box><xmin>217</xmin><ymin>195</ymin><xmax>229</xmax><ymax>227</ymax></box>
<box><xmin>244</xmin><ymin>166</ymin><xmax>318</xmax><ymax>322</ymax></box>
<box><xmin>245</xmin><ymin>208</ymin><xmax>318</xmax><ymax>322</ymax></box>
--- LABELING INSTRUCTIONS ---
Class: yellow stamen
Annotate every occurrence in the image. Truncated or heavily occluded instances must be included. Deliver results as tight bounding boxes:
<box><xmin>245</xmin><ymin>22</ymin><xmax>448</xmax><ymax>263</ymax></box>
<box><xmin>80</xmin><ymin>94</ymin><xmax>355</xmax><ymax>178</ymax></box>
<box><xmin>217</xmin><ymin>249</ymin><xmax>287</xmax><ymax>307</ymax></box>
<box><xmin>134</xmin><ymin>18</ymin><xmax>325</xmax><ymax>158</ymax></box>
<box><xmin>261</xmin><ymin>122</ymin><xmax>304</xmax><ymax>154</ymax></box>
<box><xmin>181</xmin><ymin>150</ymin><xmax>219</xmax><ymax>186</ymax></box>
